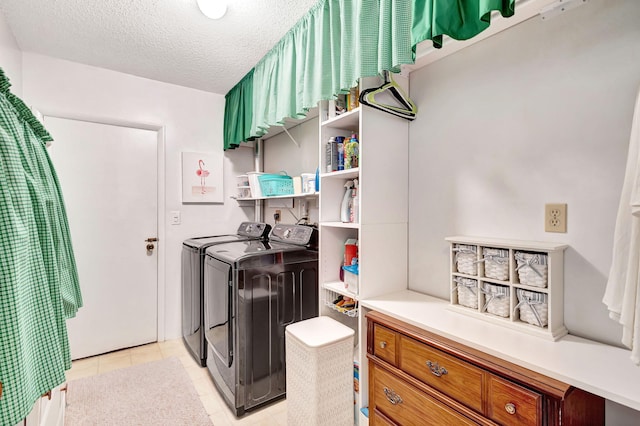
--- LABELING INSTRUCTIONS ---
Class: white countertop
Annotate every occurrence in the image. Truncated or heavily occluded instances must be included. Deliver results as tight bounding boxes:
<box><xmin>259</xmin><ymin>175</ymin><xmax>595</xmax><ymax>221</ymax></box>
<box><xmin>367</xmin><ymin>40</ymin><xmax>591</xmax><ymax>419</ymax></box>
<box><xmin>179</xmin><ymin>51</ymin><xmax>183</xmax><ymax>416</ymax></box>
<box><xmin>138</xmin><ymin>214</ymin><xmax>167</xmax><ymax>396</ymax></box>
<box><xmin>361</xmin><ymin>290</ymin><xmax>640</xmax><ymax>411</ymax></box>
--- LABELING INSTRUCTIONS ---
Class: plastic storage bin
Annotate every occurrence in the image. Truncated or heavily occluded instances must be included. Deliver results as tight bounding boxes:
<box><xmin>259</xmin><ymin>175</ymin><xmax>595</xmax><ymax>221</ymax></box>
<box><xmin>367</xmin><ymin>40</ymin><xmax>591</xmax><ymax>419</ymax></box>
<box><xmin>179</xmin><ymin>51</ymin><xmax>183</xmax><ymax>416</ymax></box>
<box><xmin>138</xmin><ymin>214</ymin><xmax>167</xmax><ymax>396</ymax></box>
<box><xmin>258</xmin><ymin>173</ymin><xmax>294</xmax><ymax>196</ymax></box>
<box><xmin>247</xmin><ymin>172</ymin><xmax>265</xmax><ymax>198</ymax></box>
<box><xmin>300</xmin><ymin>173</ymin><xmax>316</xmax><ymax>194</ymax></box>
<box><xmin>285</xmin><ymin>316</ymin><xmax>355</xmax><ymax>426</ymax></box>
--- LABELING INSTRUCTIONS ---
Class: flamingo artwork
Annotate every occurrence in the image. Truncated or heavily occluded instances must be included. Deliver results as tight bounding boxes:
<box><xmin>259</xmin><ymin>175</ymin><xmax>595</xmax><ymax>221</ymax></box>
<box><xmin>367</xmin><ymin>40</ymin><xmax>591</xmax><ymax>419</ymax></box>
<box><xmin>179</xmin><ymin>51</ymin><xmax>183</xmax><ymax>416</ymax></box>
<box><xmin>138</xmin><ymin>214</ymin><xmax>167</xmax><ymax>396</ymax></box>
<box><xmin>196</xmin><ymin>159</ymin><xmax>210</xmax><ymax>194</ymax></box>
<box><xmin>182</xmin><ymin>152</ymin><xmax>221</xmax><ymax>202</ymax></box>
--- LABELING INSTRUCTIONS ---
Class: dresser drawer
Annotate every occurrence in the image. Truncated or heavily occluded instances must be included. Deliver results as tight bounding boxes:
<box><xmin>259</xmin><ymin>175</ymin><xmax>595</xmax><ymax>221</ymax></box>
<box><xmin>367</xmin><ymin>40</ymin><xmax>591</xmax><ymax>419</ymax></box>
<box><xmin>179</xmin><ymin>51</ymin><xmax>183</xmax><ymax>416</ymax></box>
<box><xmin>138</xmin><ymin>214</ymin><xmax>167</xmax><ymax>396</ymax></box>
<box><xmin>373</xmin><ymin>324</ymin><xmax>397</xmax><ymax>366</ymax></box>
<box><xmin>399</xmin><ymin>335</ymin><xmax>484</xmax><ymax>413</ymax></box>
<box><xmin>487</xmin><ymin>375</ymin><xmax>542</xmax><ymax>426</ymax></box>
<box><xmin>370</xmin><ymin>408</ymin><xmax>396</xmax><ymax>426</ymax></box>
<box><xmin>370</xmin><ymin>363</ymin><xmax>477</xmax><ymax>426</ymax></box>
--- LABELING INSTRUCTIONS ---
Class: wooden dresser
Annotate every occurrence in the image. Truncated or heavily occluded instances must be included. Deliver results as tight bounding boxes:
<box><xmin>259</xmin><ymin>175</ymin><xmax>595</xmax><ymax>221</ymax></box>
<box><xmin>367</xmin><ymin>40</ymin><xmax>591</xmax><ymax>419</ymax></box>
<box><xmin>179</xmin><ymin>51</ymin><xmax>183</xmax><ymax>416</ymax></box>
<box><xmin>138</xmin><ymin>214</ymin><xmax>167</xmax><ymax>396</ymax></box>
<box><xmin>366</xmin><ymin>311</ymin><xmax>604</xmax><ymax>425</ymax></box>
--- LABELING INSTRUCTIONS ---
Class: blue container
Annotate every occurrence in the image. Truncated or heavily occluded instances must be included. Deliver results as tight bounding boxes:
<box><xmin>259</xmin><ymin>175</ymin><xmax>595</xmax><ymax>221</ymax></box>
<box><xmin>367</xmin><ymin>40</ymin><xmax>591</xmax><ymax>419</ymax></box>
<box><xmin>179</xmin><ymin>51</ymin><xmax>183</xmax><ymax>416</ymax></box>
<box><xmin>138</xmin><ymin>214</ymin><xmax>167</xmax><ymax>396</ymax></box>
<box><xmin>336</xmin><ymin>136</ymin><xmax>345</xmax><ymax>171</ymax></box>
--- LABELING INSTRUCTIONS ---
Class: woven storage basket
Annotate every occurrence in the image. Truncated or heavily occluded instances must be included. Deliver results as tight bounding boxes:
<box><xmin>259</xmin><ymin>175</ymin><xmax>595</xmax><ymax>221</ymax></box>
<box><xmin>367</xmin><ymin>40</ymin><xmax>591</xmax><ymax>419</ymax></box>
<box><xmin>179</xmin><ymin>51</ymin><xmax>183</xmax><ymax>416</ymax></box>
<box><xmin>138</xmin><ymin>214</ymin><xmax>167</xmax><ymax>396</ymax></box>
<box><xmin>515</xmin><ymin>289</ymin><xmax>548</xmax><ymax>327</ymax></box>
<box><xmin>257</xmin><ymin>173</ymin><xmax>294</xmax><ymax>196</ymax></box>
<box><xmin>452</xmin><ymin>277</ymin><xmax>478</xmax><ymax>309</ymax></box>
<box><xmin>515</xmin><ymin>251</ymin><xmax>548</xmax><ymax>287</ymax></box>
<box><xmin>482</xmin><ymin>247</ymin><xmax>509</xmax><ymax>281</ymax></box>
<box><xmin>481</xmin><ymin>283</ymin><xmax>510</xmax><ymax>318</ymax></box>
<box><xmin>453</xmin><ymin>244</ymin><xmax>477</xmax><ymax>275</ymax></box>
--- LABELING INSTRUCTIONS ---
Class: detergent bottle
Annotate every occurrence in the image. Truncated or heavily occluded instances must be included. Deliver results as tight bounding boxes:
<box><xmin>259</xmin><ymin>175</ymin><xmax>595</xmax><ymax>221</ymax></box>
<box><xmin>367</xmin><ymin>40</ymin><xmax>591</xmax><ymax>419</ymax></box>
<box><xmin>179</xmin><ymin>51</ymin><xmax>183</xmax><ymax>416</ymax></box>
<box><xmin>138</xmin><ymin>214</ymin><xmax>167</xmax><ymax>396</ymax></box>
<box><xmin>341</xmin><ymin>180</ymin><xmax>354</xmax><ymax>223</ymax></box>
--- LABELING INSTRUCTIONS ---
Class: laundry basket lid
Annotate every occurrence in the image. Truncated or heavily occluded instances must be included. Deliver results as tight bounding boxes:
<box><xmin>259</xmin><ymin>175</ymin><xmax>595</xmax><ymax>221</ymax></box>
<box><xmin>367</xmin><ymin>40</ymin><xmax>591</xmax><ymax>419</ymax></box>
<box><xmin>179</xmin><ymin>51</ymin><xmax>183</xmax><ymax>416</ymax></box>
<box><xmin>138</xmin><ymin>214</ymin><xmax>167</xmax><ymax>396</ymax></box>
<box><xmin>285</xmin><ymin>316</ymin><xmax>354</xmax><ymax>348</ymax></box>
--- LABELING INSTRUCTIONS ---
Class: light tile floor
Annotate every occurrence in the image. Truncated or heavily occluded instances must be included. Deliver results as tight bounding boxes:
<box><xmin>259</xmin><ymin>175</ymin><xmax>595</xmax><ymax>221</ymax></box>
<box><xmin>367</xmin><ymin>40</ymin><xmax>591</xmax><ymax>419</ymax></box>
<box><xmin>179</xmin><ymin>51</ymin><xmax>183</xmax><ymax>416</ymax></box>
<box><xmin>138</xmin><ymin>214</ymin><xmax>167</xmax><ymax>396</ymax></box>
<box><xmin>65</xmin><ymin>339</ymin><xmax>287</xmax><ymax>426</ymax></box>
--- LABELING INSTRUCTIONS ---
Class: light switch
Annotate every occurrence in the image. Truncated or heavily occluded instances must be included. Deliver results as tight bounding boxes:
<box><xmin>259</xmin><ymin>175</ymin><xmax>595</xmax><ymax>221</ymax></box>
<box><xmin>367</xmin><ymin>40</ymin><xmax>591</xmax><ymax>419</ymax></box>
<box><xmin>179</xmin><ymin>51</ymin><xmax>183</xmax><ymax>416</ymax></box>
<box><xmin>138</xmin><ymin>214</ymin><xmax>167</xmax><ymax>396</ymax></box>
<box><xmin>170</xmin><ymin>210</ymin><xmax>181</xmax><ymax>225</ymax></box>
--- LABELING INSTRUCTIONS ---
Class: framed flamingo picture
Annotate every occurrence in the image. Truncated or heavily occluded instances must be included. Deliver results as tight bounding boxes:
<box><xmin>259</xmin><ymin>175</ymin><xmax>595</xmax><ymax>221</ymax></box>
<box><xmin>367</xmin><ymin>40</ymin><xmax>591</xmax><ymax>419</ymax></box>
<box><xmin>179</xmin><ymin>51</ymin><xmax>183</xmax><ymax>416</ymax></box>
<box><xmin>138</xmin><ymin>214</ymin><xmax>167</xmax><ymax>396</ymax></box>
<box><xmin>181</xmin><ymin>151</ymin><xmax>224</xmax><ymax>203</ymax></box>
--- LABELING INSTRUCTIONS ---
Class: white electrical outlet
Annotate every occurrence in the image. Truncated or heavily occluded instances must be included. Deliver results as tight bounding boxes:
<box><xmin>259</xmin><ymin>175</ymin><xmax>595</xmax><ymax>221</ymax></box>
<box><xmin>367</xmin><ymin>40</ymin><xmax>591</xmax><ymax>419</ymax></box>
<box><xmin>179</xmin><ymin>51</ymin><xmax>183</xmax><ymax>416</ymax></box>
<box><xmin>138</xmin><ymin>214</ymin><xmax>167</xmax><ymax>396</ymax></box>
<box><xmin>545</xmin><ymin>204</ymin><xmax>567</xmax><ymax>233</ymax></box>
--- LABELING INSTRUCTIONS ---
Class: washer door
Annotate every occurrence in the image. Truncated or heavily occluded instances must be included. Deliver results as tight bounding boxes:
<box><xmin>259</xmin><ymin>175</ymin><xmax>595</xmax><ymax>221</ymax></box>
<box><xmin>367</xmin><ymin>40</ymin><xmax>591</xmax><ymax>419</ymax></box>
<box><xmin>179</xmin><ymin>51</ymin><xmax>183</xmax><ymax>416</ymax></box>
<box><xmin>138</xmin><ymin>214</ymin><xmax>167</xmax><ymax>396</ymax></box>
<box><xmin>204</xmin><ymin>256</ymin><xmax>233</xmax><ymax>368</ymax></box>
<box><xmin>181</xmin><ymin>244</ymin><xmax>202</xmax><ymax>362</ymax></box>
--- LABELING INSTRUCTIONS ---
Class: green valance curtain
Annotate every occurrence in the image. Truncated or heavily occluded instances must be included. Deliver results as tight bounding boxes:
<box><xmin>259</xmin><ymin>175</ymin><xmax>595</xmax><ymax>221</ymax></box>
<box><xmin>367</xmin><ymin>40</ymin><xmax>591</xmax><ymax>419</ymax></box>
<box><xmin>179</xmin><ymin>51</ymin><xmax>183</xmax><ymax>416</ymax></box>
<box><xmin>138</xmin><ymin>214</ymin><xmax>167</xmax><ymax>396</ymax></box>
<box><xmin>224</xmin><ymin>68</ymin><xmax>254</xmax><ymax>150</ymax></box>
<box><xmin>224</xmin><ymin>0</ymin><xmax>414</xmax><ymax>150</ymax></box>
<box><xmin>0</xmin><ymin>68</ymin><xmax>82</xmax><ymax>425</ymax></box>
<box><xmin>223</xmin><ymin>0</ymin><xmax>515</xmax><ymax>150</ymax></box>
<box><xmin>412</xmin><ymin>0</ymin><xmax>515</xmax><ymax>50</ymax></box>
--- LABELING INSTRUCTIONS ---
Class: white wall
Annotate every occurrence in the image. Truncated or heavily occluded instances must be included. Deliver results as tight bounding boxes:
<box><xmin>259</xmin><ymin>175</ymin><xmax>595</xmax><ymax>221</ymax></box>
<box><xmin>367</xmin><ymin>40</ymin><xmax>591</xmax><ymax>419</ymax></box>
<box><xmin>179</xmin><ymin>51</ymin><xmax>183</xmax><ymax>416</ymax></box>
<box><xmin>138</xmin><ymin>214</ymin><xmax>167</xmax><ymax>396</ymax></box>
<box><xmin>0</xmin><ymin>9</ymin><xmax>21</xmax><ymax>95</ymax></box>
<box><xmin>263</xmin><ymin>117</ymin><xmax>319</xmax><ymax>226</ymax></box>
<box><xmin>408</xmin><ymin>0</ymin><xmax>640</xmax><ymax>422</ymax></box>
<box><xmin>21</xmin><ymin>53</ymin><xmax>254</xmax><ymax>340</ymax></box>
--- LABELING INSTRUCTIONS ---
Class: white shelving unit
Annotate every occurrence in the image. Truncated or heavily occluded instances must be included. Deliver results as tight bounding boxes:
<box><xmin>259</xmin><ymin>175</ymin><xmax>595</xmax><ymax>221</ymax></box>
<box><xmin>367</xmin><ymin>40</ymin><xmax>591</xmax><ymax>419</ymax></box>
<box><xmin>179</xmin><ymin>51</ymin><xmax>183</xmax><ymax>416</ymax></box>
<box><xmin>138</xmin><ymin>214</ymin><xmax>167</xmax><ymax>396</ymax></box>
<box><xmin>446</xmin><ymin>236</ymin><xmax>568</xmax><ymax>341</ymax></box>
<box><xmin>317</xmin><ymin>86</ymin><xmax>410</xmax><ymax>424</ymax></box>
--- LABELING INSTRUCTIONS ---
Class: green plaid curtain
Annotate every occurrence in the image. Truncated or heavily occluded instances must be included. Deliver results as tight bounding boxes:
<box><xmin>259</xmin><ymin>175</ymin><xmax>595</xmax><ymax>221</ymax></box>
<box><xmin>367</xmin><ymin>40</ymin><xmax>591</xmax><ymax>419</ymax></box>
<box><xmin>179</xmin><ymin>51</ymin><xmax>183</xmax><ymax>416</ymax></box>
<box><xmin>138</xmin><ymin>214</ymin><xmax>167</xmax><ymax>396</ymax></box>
<box><xmin>412</xmin><ymin>0</ymin><xmax>515</xmax><ymax>50</ymax></box>
<box><xmin>0</xmin><ymin>68</ymin><xmax>82</xmax><ymax>425</ymax></box>
<box><xmin>223</xmin><ymin>0</ymin><xmax>414</xmax><ymax>149</ymax></box>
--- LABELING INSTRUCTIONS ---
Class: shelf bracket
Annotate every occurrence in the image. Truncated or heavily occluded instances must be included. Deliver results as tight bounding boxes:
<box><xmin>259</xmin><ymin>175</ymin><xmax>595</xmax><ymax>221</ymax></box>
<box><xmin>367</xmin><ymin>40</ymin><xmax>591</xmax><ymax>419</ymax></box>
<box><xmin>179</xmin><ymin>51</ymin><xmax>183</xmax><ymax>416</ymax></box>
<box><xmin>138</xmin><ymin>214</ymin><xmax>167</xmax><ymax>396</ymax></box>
<box><xmin>282</xmin><ymin>127</ymin><xmax>299</xmax><ymax>147</ymax></box>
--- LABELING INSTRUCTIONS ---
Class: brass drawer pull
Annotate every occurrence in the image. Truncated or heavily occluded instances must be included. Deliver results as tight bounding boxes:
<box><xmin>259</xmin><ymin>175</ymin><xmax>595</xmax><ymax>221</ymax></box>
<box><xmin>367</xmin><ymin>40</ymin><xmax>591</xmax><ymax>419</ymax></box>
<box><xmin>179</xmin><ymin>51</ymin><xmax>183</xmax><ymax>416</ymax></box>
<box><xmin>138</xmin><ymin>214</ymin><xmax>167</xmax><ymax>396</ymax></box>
<box><xmin>383</xmin><ymin>387</ymin><xmax>403</xmax><ymax>405</ymax></box>
<box><xmin>505</xmin><ymin>402</ymin><xmax>517</xmax><ymax>415</ymax></box>
<box><xmin>379</xmin><ymin>341</ymin><xmax>387</xmax><ymax>349</ymax></box>
<box><xmin>426</xmin><ymin>360</ymin><xmax>448</xmax><ymax>377</ymax></box>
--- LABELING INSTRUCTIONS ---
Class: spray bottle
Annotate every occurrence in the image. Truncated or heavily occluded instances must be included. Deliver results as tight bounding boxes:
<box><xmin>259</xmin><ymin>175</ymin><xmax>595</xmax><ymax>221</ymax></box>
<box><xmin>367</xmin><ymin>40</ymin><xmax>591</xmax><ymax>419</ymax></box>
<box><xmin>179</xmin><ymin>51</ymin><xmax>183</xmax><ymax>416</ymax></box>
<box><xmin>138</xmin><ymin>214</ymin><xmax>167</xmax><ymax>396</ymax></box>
<box><xmin>341</xmin><ymin>180</ymin><xmax>354</xmax><ymax>223</ymax></box>
<box><xmin>350</xmin><ymin>179</ymin><xmax>359</xmax><ymax>223</ymax></box>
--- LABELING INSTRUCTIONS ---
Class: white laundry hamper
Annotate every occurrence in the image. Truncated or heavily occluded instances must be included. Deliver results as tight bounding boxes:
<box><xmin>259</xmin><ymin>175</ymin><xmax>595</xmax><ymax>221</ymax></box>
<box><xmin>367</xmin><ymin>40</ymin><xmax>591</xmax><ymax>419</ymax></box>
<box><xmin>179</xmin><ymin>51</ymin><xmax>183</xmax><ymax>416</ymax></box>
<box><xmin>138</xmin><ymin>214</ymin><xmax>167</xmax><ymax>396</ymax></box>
<box><xmin>285</xmin><ymin>316</ymin><xmax>355</xmax><ymax>426</ymax></box>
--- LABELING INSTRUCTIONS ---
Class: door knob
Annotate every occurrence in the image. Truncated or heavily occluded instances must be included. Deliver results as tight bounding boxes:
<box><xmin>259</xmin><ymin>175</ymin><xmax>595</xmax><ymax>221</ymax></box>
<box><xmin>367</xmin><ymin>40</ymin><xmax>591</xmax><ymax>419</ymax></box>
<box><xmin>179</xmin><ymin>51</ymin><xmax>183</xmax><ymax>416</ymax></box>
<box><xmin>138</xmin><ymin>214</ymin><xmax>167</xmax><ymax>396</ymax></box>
<box><xmin>145</xmin><ymin>237</ymin><xmax>157</xmax><ymax>253</ymax></box>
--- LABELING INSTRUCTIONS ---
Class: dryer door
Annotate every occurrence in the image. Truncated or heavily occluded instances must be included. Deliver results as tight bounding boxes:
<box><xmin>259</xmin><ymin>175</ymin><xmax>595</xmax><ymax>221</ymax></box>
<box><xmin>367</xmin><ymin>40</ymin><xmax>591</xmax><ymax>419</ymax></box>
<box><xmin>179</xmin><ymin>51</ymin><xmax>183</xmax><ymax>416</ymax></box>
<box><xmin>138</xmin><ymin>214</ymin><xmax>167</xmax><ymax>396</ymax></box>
<box><xmin>204</xmin><ymin>256</ymin><xmax>234</xmax><ymax>368</ymax></box>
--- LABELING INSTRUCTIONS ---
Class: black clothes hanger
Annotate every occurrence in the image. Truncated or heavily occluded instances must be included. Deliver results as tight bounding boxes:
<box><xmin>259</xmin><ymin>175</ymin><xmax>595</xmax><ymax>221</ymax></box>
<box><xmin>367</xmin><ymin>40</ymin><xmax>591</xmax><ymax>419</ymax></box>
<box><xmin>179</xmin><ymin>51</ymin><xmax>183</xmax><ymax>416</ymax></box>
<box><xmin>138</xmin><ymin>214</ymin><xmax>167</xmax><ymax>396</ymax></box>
<box><xmin>359</xmin><ymin>71</ymin><xmax>418</xmax><ymax>121</ymax></box>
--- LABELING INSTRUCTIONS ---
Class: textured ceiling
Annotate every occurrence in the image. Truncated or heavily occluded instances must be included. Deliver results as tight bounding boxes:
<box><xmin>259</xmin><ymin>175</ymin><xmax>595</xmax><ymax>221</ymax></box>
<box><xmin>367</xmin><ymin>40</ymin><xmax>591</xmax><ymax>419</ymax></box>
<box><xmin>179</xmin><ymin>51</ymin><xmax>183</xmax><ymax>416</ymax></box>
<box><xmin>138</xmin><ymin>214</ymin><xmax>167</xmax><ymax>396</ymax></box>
<box><xmin>0</xmin><ymin>0</ymin><xmax>319</xmax><ymax>94</ymax></box>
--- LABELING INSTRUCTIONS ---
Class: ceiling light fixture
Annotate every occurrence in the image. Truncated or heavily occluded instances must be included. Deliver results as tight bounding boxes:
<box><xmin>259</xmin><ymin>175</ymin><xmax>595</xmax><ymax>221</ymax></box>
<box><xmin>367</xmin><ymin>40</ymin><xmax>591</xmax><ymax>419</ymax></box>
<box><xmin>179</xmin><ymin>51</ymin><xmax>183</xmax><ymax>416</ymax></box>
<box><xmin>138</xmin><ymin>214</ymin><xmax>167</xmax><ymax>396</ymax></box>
<box><xmin>197</xmin><ymin>0</ymin><xmax>227</xmax><ymax>20</ymax></box>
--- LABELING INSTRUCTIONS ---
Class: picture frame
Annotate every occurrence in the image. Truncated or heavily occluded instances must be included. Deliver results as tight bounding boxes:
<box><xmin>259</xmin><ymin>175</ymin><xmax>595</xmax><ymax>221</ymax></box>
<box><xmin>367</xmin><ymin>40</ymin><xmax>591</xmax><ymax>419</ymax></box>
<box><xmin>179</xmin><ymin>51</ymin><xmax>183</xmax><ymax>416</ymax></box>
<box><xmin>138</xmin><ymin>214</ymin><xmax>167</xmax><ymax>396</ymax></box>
<box><xmin>181</xmin><ymin>151</ymin><xmax>223</xmax><ymax>203</ymax></box>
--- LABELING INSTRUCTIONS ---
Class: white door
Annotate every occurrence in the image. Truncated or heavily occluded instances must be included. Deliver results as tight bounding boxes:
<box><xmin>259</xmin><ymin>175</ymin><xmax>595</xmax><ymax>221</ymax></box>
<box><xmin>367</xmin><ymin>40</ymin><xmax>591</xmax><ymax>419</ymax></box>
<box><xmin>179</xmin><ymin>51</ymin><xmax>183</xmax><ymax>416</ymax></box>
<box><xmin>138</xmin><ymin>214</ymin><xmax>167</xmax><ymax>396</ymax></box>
<box><xmin>45</xmin><ymin>117</ymin><xmax>158</xmax><ymax>360</ymax></box>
